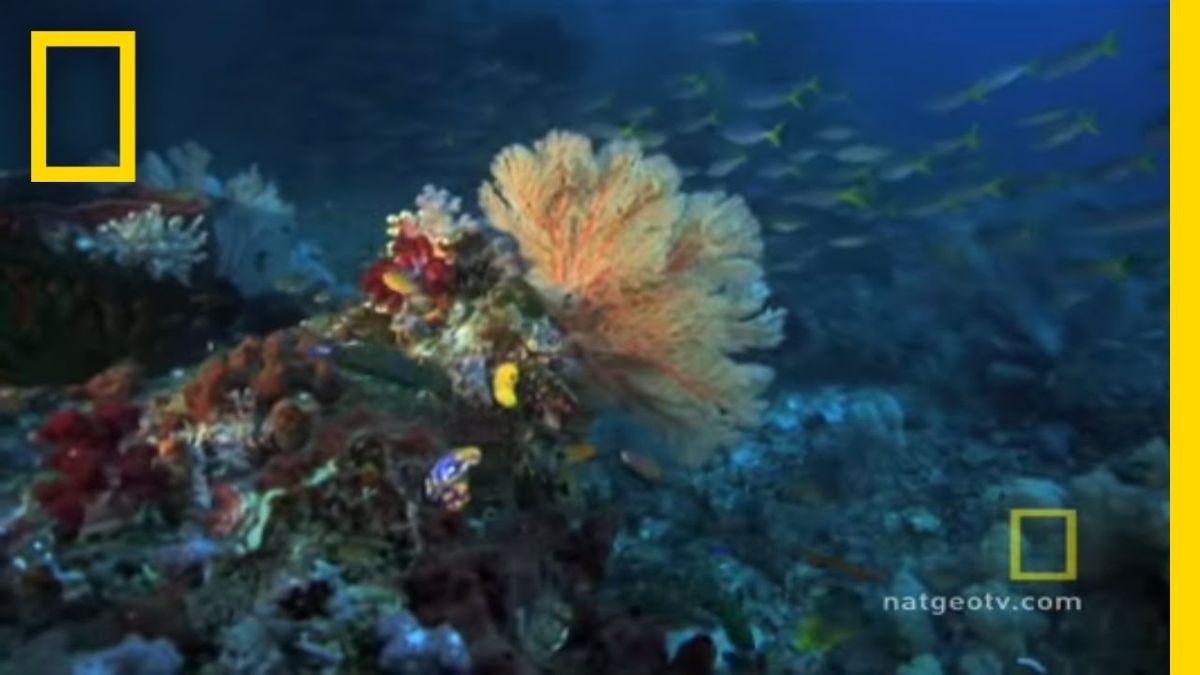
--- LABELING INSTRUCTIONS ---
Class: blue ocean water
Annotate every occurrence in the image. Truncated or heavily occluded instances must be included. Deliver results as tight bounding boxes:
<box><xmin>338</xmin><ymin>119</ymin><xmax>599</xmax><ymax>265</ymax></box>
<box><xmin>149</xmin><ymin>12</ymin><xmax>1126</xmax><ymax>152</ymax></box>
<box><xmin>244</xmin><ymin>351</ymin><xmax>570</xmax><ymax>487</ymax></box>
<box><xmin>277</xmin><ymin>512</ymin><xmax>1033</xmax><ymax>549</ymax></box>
<box><xmin>0</xmin><ymin>2</ymin><xmax>1169</xmax><ymax>674</ymax></box>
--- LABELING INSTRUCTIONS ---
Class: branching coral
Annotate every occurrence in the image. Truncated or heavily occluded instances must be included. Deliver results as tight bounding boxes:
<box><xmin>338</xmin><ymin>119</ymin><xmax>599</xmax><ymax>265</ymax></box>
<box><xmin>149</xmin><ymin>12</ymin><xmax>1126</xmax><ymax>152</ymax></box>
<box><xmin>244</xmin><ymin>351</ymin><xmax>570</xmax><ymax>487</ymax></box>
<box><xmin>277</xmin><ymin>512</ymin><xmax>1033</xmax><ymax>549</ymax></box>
<box><xmin>91</xmin><ymin>204</ymin><xmax>208</xmax><ymax>285</ymax></box>
<box><xmin>479</xmin><ymin>130</ymin><xmax>784</xmax><ymax>463</ymax></box>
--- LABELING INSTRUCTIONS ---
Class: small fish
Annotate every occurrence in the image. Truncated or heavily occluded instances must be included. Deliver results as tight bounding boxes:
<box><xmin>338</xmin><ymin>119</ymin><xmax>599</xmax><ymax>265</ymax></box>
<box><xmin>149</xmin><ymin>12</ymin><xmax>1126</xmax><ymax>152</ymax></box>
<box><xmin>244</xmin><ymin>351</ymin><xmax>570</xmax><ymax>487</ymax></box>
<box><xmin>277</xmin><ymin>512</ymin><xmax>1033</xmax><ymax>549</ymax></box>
<box><xmin>677</xmin><ymin>111</ymin><xmax>721</xmax><ymax>134</ymax></box>
<box><xmin>426</xmin><ymin>446</ymin><xmax>483</xmax><ymax>489</ymax></box>
<box><xmin>1018</xmin><ymin>108</ymin><xmax>1071</xmax><ymax>128</ymax></box>
<box><xmin>382</xmin><ymin>268</ymin><xmax>420</xmax><ymax>295</ymax></box>
<box><xmin>878</xmin><ymin>155</ymin><xmax>933</xmax><ymax>182</ymax></box>
<box><xmin>834</xmin><ymin>144</ymin><xmax>892</xmax><ymax>164</ymax></box>
<box><xmin>740</xmin><ymin>83</ymin><xmax>809</xmax><ymax>111</ymax></box>
<box><xmin>1086</xmin><ymin>153</ymin><xmax>1155</xmax><ymax>183</ymax></box>
<box><xmin>423</xmin><ymin>447</ymin><xmax>480</xmax><ymax>511</ymax></box>
<box><xmin>492</xmin><ymin>362</ymin><xmax>520</xmax><ymax>409</ymax></box>
<box><xmin>929</xmin><ymin>62</ymin><xmax>1033</xmax><ymax>112</ymax></box>
<box><xmin>428</xmin><ymin>481</ymin><xmax>472</xmax><ymax>512</ymax></box>
<box><xmin>1040</xmin><ymin>29</ymin><xmax>1119</xmax><ymax>81</ymax></box>
<box><xmin>976</xmin><ymin>62</ymin><xmax>1034</xmax><ymax>93</ymax></box>
<box><xmin>927</xmin><ymin>82</ymin><xmax>990</xmax><ymax>113</ymax></box>
<box><xmin>669</xmin><ymin>73</ymin><xmax>711</xmax><ymax>101</ymax></box>
<box><xmin>579</xmin><ymin>95</ymin><xmax>616</xmax><ymax>114</ymax></box>
<box><xmin>305</xmin><ymin>342</ymin><xmax>337</xmax><ymax>359</ymax></box>
<box><xmin>944</xmin><ymin>177</ymin><xmax>1008</xmax><ymax>204</ymax></box>
<box><xmin>626</xmin><ymin>105</ymin><xmax>659</xmax><ymax>124</ymax></box>
<box><xmin>562</xmin><ymin>443</ymin><xmax>598</xmax><ymax>464</ymax></box>
<box><xmin>768</xmin><ymin>219</ymin><xmax>810</xmax><ymax>234</ymax></box>
<box><xmin>1079</xmin><ymin>255</ymin><xmax>1135</xmax><ymax>284</ymax></box>
<box><xmin>828</xmin><ymin>166</ymin><xmax>872</xmax><ymax>184</ymax></box>
<box><xmin>814</xmin><ymin>126</ymin><xmax>856</xmax><ymax>143</ymax></box>
<box><xmin>273</xmin><ymin>272</ymin><xmax>316</xmax><ymax>295</ymax></box>
<box><xmin>1084</xmin><ymin>203</ymin><xmax>1168</xmax><ymax>237</ymax></box>
<box><xmin>618</xmin><ymin>121</ymin><xmax>642</xmax><ymax>139</ymax></box>
<box><xmin>706</xmin><ymin>154</ymin><xmax>748</xmax><ymax>178</ymax></box>
<box><xmin>707</xmin><ymin>29</ymin><xmax>759</xmax><ymax>47</ymax></box>
<box><xmin>769</xmin><ymin>257</ymin><xmax>814</xmax><ymax>275</ymax></box>
<box><xmin>620</xmin><ymin>451</ymin><xmax>664</xmax><ymax>482</ymax></box>
<box><xmin>802</xmin><ymin>549</ymin><xmax>886</xmax><ymax>583</ymax></box>
<box><xmin>932</xmin><ymin>124</ymin><xmax>982</xmax><ymax>155</ymax></box>
<box><xmin>722</xmin><ymin>121</ymin><xmax>786</xmax><ymax>148</ymax></box>
<box><xmin>783</xmin><ymin>189</ymin><xmax>841</xmax><ymax>209</ymax></box>
<box><xmin>790</xmin><ymin>148</ymin><xmax>821</xmax><ymax>163</ymax></box>
<box><xmin>628</xmin><ymin>129</ymin><xmax>668</xmax><ymax>149</ymax></box>
<box><xmin>836</xmin><ymin>186</ymin><xmax>872</xmax><ymax>210</ymax></box>
<box><xmin>1036</xmin><ymin>112</ymin><xmax>1100</xmax><ymax>150</ymax></box>
<box><xmin>582</xmin><ymin>122</ymin><xmax>624</xmax><ymax>141</ymax></box>
<box><xmin>1015</xmin><ymin>657</ymin><xmax>1049</xmax><ymax>675</ymax></box>
<box><xmin>756</xmin><ymin>162</ymin><xmax>801</xmax><ymax>180</ymax></box>
<box><xmin>827</xmin><ymin>234</ymin><xmax>876</xmax><ymax>249</ymax></box>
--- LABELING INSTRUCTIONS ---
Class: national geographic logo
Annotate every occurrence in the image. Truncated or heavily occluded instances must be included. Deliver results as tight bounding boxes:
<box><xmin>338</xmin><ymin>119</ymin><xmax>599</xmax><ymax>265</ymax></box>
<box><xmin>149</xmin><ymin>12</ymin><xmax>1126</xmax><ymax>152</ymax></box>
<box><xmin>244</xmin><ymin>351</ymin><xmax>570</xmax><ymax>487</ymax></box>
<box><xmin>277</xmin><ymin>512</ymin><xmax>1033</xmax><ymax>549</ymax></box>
<box><xmin>1010</xmin><ymin>508</ymin><xmax>1078</xmax><ymax>582</ymax></box>
<box><xmin>30</xmin><ymin>30</ymin><xmax>136</xmax><ymax>182</ymax></box>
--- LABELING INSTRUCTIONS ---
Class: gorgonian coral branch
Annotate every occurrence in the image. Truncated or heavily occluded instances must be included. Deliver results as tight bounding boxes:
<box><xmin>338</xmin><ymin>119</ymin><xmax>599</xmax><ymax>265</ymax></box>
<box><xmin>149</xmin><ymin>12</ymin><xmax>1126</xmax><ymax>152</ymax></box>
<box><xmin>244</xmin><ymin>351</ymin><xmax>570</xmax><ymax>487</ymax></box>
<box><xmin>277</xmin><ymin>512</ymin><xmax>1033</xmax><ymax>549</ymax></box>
<box><xmin>480</xmin><ymin>130</ymin><xmax>784</xmax><ymax>464</ymax></box>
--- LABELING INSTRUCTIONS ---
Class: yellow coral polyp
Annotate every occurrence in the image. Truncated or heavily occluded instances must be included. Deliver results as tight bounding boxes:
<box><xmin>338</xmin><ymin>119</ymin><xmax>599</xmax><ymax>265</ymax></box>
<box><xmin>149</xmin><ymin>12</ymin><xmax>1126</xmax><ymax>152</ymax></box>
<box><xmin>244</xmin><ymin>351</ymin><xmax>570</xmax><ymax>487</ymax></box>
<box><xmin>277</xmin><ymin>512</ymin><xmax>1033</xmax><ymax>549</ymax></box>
<box><xmin>493</xmin><ymin>362</ymin><xmax>520</xmax><ymax>409</ymax></box>
<box><xmin>479</xmin><ymin>130</ymin><xmax>784</xmax><ymax>464</ymax></box>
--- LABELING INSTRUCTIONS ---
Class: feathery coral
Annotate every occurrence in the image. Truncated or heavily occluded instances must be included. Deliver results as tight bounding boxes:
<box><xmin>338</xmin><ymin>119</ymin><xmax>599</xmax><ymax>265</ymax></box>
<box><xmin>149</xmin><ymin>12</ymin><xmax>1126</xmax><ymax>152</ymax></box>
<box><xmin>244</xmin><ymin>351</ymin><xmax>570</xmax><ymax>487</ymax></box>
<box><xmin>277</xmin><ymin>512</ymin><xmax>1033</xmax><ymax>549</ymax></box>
<box><xmin>479</xmin><ymin>130</ymin><xmax>784</xmax><ymax>464</ymax></box>
<box><xmin>92</xmin><ymin>204</ymin><xmax>208</xmax><ymax>285</ymax></box>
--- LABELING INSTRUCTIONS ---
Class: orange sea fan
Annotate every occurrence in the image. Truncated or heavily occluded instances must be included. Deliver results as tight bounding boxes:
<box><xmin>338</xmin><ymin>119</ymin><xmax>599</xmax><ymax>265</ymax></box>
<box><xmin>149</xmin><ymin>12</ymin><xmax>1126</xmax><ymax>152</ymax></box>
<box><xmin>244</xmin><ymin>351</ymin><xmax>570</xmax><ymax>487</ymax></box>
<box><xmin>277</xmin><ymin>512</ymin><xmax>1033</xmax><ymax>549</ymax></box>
<box><xmin>479</xmin><ymin>130</ymin><xmax>785</xmax><ymax>464</ymax></box>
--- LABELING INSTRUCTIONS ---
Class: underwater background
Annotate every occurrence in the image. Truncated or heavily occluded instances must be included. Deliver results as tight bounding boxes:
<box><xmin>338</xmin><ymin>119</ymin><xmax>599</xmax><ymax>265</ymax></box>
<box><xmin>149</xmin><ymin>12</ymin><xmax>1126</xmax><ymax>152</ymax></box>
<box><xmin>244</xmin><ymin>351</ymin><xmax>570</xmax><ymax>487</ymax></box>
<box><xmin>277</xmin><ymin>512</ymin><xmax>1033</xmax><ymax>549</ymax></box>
<box><xmin>0</xmin><ymin>1</ymin><xmax>1168</xmax><ymax>674</ymax></box>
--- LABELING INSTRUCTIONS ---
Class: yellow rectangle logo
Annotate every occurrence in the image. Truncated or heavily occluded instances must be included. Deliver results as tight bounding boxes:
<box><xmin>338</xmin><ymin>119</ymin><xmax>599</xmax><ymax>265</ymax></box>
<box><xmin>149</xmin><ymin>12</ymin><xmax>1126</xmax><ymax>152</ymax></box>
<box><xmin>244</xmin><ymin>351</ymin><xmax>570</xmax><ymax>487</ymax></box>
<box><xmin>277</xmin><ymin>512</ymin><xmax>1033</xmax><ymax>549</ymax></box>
<box><xmin>30</xmin><ymin>30</ymin><xmax>136</xmax><ymax>183</ymax></box>
<box><xmin>1010</xmin><ymin>508</ymin><xmax>1078</xmax><ymax>581</ymax></box>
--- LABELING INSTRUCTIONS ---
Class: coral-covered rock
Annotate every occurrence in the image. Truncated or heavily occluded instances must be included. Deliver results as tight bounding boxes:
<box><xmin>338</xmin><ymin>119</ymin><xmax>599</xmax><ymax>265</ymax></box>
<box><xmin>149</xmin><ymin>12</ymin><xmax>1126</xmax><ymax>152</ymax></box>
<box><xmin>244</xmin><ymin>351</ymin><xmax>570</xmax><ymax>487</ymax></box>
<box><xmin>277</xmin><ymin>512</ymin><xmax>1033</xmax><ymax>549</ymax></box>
<box><xmin>81</xmin><ymin>361</ymin><xmax>143</xmax><ymax>405</ymax></box>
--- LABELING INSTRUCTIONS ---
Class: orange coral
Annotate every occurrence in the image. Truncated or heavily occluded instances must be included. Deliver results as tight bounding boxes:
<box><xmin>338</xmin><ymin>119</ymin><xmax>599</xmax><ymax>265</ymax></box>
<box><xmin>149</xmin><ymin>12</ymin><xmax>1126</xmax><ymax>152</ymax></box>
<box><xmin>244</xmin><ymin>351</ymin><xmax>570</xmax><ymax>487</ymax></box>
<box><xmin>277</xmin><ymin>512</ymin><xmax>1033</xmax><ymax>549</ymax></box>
<box><xmin>81</xmin><ymin>360</ymin><xmax>142</xmax><ymax>405</ymax></box>
<box><xmin>181</xmin><ymin>330</ymin><xmax>342</xmax><ymax>423</ymax></box>
<box><xmin>479</xmin><ymin>130</ymin><xmax>784</xmax><ymax>464</ymax></box>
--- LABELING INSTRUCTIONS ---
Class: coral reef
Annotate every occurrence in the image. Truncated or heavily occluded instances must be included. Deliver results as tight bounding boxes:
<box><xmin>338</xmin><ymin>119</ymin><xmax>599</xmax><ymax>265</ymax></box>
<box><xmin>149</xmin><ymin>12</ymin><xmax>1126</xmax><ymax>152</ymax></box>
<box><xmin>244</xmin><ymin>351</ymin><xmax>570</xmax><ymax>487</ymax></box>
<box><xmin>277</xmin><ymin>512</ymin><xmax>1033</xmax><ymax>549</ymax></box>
<box><xmin>0</xmin><ymin>115</ymin><xmax>1166</xmax><ymax>675</ymax></box>
<box><xmin>350</xmin><ymin>182</ymin><xmax>581</xmax><ymax>443</ymax></box>
<box><xmin>480</xmin><ymin>130</ymin><xmax>784</xmax><ymax>463</ymax></box>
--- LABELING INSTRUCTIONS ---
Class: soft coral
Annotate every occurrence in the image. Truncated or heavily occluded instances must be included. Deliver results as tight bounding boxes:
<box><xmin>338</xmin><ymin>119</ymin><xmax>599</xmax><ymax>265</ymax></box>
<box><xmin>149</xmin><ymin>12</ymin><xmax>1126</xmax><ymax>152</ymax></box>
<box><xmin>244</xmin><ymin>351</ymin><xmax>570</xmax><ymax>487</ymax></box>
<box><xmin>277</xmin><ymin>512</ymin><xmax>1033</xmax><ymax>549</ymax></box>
<box><xmin>32</xmin><ymin>404</ymin><xmax>167</xmax><ymax>538</ymax></box>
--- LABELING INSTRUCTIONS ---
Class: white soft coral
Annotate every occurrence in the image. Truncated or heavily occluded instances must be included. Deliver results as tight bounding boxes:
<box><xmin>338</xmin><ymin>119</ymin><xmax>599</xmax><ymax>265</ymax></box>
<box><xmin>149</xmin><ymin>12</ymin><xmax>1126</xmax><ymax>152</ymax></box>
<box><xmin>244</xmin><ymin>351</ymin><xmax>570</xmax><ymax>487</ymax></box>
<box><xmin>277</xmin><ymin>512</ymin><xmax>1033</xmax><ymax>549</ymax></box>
<box><xmin>92</xmin><ymin>204</ymin><xmax>208</xmax><ymax>285</ymax></box>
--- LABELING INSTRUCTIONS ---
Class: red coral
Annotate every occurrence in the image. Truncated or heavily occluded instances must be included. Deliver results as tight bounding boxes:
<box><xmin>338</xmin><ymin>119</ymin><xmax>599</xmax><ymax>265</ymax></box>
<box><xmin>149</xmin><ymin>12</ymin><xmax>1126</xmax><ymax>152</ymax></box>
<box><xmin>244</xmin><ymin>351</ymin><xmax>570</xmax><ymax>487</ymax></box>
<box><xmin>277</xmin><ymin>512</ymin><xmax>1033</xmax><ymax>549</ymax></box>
<box><xmin>36</xmin><ymin>409</ymin><xmax>92</xmax><ymax>446</ymax></box>
<box><xmin>32</xmin><ymin>404</ymin><xmax>170</xmax><ymax>538</ymax></box>
<box><xmin>91</xmin><ymin>401</ymin><xmax>142</xmax><ymax>440</ymax></box>
<box><xmin>360</xmin><ymin>260</ymin><xmax>409</xmax><ymax>313</ymax></box>
<box><xmin>361</xmin><ymin>226</ymin><xmax>457</xmax><ymax>315</ymax></box>
<box><xmin>114</xmin><ymin>443</ymin><xmax>170</xmax><ymax>502</ymax></box>
<box><xmin>31</xmin><ymin>481</ymin><xmax>87</xmax><ymax>537</ymax></box>
<box><xmin>422</xmin><ymin>256</ymin><xmax>455</xmax><ymax>295</ymax></box>
<box><xmin>44</xmin><ymin>439</ymin><xmax>107</xmax><ymax>491</ymax></box>
<box><xmin>390</xmin><ymin>229</ymin><xmax>436</xmax><ymax>270</ymax></box>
